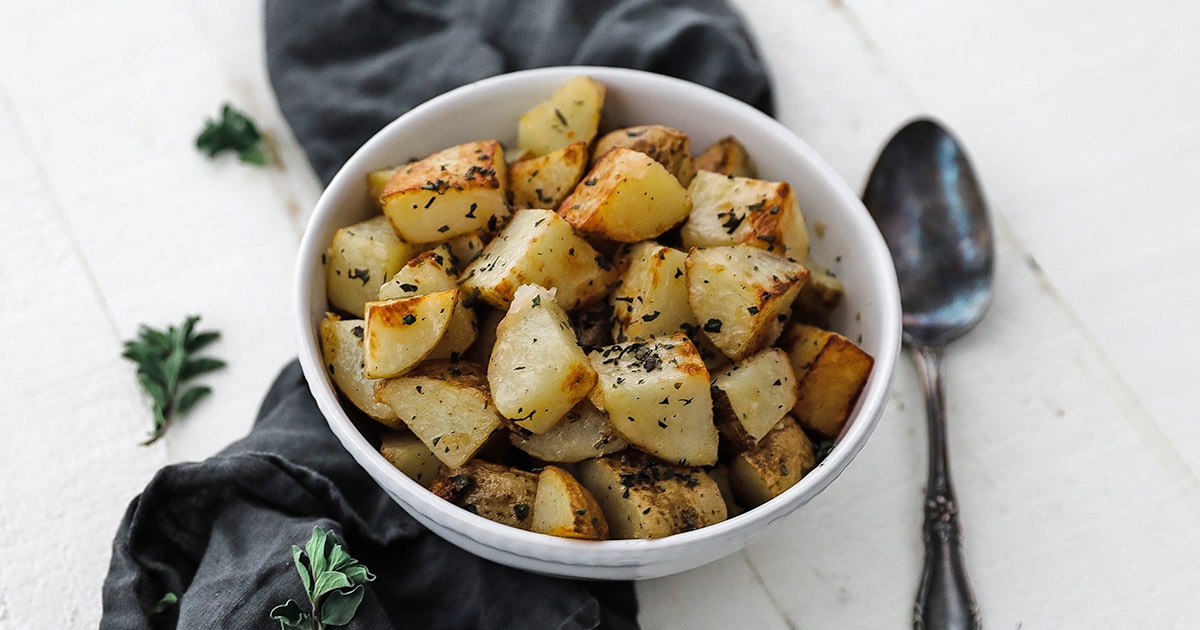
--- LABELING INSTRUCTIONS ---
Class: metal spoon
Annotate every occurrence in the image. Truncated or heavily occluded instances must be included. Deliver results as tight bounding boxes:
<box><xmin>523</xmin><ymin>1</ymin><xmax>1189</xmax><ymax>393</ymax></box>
<box><xmin>862</xmin><ymin>118</ymin><xmax>992</xmax><ymax>629</ymax></box>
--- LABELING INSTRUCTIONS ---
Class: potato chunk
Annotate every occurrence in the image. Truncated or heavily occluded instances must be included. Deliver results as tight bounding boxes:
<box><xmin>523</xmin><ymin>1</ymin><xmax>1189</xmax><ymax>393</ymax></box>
<box><xmin>318</xmin><ymin>314</ymin><xmax>398</xmax><ymax>426</ymax></box>
<box><xmin>711</xmin><ymin>348</ymin><xmax>799</xmax><ymax>450</ymax></box>
<box><xmin>429</xmin><ymin>460</ymin><xmax>538</xmax><ymax>529</ymax></box>
<box><xmin>508</xmin><ymin>399</ymin><xmax>628</xmax><ymax>463</ymax></box>
<box><xmin>363</xmin><ymin>289</ymin><xmax>457</xmax><ymax>378</ymax></box>
<box><xmin>459</xmin><ymin>208</ymin><xmax>616</xmax><ymax>311</ymax></box>
<box><xmin>366</xmin><ymin>168</ymin><xmax>399</xmax><ymax>207</ymax></box>
<box><xmin>781</xmin><ymin>323</ymin><xmax>875</xmax><ymax>439</ymax></box>
<box><xmin>488</xmin><ymin>285</ymin><xmax>597</xmax><ymax>434</ymax></box>
<box><xmin>592</xmin><ymin>125</ymin><xmax>696</xmax><ymax>186</ymax></box>
<box><xmin>532</xmin><ymin>465</ymin><xmax>610</xmax><ymax>540</ymax></box>
<box><xmin>380</xmin><ymin>140</ymin><xmax>509</xmax><ymax>243</ymax></box>
<box><xmin>517</xmin><ymin>75</ymin><xmax>606</xmax><ymax>158</ymax></box>
<box><xmin>609</xmin><ymin>242</ymin><xmax>697</xmax><ymax>343</ymax></box>
<box><xmin>379</xmin><ymin>430</ymin><xmax>442</xmax><ymax>488</ymax></box>
<box><xmin>682</xmin><ymin>170</ymin><xmax>809</xmax><ymax>262</ymax></box>
<box><xmin>577</xmin><ymin>454</ymin><xmax>727</xmax><ymax>539</ymax></box>
<box><xmin>509</xmin><ymin>141</ymin><xmax>588</xmax><ymax>210</ymax></box>
<box><xmin>790</xmin><ymin>262</ymin><xmax>844</xmax><ymax>327</ymax></box>
<box><xmin>685</xmin><ymin>245</ymin><xmax>809</xmax><ymax>362</ymax></box>
<box><xmin>374</xmin><ymin>361</ymin><xmax>503</xmax><ymax>467</ymax></box>
<box><xmin>377</xmin><ymin>246</ymin><xmax>477</xmax><ymax>361</ymax></box>
<box><xmin>325</xmin><ymin>215</ymin><xmax>417</xmax><ymax>317</ymax></box>
<box><xmin>692</xmin><ymin>135</ymin><xmax>756</xmax><ymax>177</ymax></box>
<box><xmin>586</xmin><ymin>334</ymin><xmax>717</xmax><ymax>466</ymax></box>
<box><xmin>728</xmin><ymin>416</ymin><xmax>816</xmax><ymax>508</ymax></box>
<box><xmin>558</xmin><ymin>148</ymin><xmax>693</xmax><ymax>243</ymax></box>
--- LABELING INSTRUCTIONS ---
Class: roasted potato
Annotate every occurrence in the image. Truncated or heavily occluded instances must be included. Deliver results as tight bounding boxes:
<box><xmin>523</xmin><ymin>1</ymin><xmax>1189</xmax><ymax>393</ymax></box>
<box><xmin>374</xmin><ymin>360</ymin><xmax>504</xmax><ymax>467</ymax></box>
<box><xmin>379</xmin><ymin>430</ymin><xmax>442</xmax><ymax>487</ymax></box>
<box><xmin>727</xmin><ymin>415</ymin><xmax>816</xmax><ymax>508</ymax></box>
<box><xmin>557</xmin><ymin>147</ymin><xmax>693</xmax><ymax>243</ymax></box>
<box><xmin>692</xmin><ymin>135</ymin><xmax>756</xmax><ymax>177</ymax></box>
<box><xmin>577</xmin><ymin>453</ymin><xmax>727</xmax><ymax>539</ymax></box>
<box><xmin>790</xmin><ymin>262</ymin><xmax>844</xmax><ymax>327</ymax></box>
<box><xmin>362</xmin><ymin>289</ymin><xmax>458</xmax><ymax>378</ymax></box>
<box><xmin>509</xmin><ymin>141</ymin><xmax>588</xmax><ymax>210</ymax></box>
<box><xmin>781</xmin><ymin>323</ymin><xmax>875</xmax><ymax>439</ymax></box>
<box><xmin>442</xmin><ymin>231</ymin><xmax>488</xmax><ymax>267</ymax></box>
<box><xmin>377</xmin><ymin>245</ymin><xmax>477</xmax><ymax>361</ymax></box>
<box><xmin>532</xmin><ymin>465</ymin><xmax>610</xmax><ymax>540</ymax></box>
<box><xmin>488</xmin><ymin>284</ymin><xmax>597</xmax><ymax>434</ymax></box>
<box><xmin>315</xmin><ymin>75</ymin><xmax>877</xmax><ymax>540</ymax></box>
<box><xmin>682</xmin><ymin>170</ymin><xmax>809</xmax><ymax>262</ymax></box>
<box><xmin>318</xmin><ymin>313</ymin><xmax>398</xmax><ymax>426</ymax></box>
<box><xmin>459</xmin><ymin>208</ymin><xmax>616</xmax><ymax>311</ymax></box>
<box><xmin>592</xmin><ymin>125</ymin><xmax>696</xmax><ymax>186</ymax></box>
<box><xmin>366</xmin><ymin>167</ymin><xmax>399</xmax><ymax>206</ymax></box>
<box><xmin>517</xmin><ymin>75</ymin><xmax>606</xmax><ymax>158</ymax></box>
<box><xmin>380</xmin><ymin>139</ymin><xmax>509</xmax><ymax>243</ymax></box>
<box><xmin>508</xmin><ymin>399</ymin><xmax>628</xmax><ymax>463</ymax></box>
<box><xmin>429</xmin><ymin>460</ymin><xmax>538</xmax><ymax>529</ymax></box>
<box><xmin>685</xmin><ymin>245</ymin><xmax>809</xmax><ymax>362</ymax></box>
<box><xmin>325</xmin><ymin>215</ymin><xmax>417</xmax><ymax>317</ymax></box>
<box><xmin>586</xmin><ymin>333</ymin><xmax>717</xmax><ymax>466</ymax></box>
<box><xmin>608</xmin><ymin>241</ymin><xmax>696</xmax><ymax>343</ymax></box>
<box><xmin>710</xmin><ymin>347</ymin><xmax>798</xmax><ymax>450</ymax></box>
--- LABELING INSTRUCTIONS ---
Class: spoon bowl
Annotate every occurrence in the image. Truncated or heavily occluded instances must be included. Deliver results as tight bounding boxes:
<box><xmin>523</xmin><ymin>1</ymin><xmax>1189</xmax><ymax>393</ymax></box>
<box><xmin>864</xmin><ymin>118</ymin><xmax>993</xmax><ymax>629</ymax></box>
<box><xmin>864</xmin><ymin>119</ymin><xmax>994</xmax><ymax>348</ymax></box>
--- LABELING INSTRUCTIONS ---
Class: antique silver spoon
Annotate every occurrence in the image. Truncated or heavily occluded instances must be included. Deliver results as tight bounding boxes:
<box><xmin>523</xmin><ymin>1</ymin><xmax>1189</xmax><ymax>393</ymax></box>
<box><xmin>863</xmin><ymin>118</ymin><xmax>992</xmax><ymax>629</ymax></box>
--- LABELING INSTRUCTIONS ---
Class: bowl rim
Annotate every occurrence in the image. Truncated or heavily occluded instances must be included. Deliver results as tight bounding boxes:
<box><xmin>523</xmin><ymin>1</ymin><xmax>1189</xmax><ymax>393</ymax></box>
<box><xmin>294</xmin><ymin>65</ymin><xmax>901</xmax><ymax>578</ymax></box>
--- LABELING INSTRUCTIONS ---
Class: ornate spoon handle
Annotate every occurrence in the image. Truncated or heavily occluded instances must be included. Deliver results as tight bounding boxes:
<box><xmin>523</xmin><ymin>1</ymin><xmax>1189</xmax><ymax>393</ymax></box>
<box><xmin>911</xmin><ymin>344</ymin><xmax>981</xmax><ymax>630</ymax></box>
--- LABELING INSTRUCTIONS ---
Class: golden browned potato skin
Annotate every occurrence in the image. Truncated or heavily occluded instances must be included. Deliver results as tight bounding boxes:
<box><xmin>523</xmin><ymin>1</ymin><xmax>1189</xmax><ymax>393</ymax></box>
<box><xmin>780</xmin><ymin>323</ymin><xmax>875</xmax><ymax>439</ymax></box>
<box><xmin>429</xmin><ymin>460</ymin><xmax>539</xmax><ymax>530</ymax></box>
<box><xmin>577</xmin><ymin>453</ymin><xmax>726</xmax><ymax>539</ymax></box>
<box><xmin>532</xmin><ymin>465</ymin><xmax>610</xmax><ymax>540</ymax></box>
<box><xmin>693</xmin><ymin>135</ymin><xmax>757</xmax><ymax>177</ymax></box>
<box><xmin>728</xmin><ymin>416</ymin><xmax>816</xmax><ymax>508</ymax></box>
<box><xmin>592</xmin><ymin>125</ymin><xmax>696</xmax><ymax>186</ymax></box>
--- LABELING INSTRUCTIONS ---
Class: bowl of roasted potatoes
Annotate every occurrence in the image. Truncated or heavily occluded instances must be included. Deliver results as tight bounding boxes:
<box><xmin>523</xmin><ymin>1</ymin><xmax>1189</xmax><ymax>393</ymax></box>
<box><xmin>295</xmin><ymin>66</ymin><xmax>901</xmax><ymax>579</ymax></box>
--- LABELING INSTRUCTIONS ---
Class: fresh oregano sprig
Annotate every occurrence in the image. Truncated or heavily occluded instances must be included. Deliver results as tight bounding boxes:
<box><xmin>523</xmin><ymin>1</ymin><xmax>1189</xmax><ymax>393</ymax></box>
<box><xmin>196</xmin><ymin>103</ymin><xmax>270</xmax><ymax>165</ymax></box>
<box><xmin>271</xmin><ymin>526</ymin><xmax>376</xmax><ymax>630</ymax></box>
<box><xmin>121</xmin><ymin>315</ymin><xmax>225</xmax><ymax>445</ymax></box>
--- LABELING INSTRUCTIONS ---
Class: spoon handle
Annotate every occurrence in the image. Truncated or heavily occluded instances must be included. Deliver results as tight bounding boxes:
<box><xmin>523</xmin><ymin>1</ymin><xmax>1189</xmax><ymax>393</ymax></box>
<box><xmin>911</xmin><ymin>344</ymin><xmax>981</xmax><ymax>630</ymax></box>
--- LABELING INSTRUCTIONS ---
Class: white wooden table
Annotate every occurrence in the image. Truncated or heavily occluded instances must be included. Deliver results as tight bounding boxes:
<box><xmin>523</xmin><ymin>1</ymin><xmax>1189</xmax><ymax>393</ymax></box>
<box><xmin>3</xmin><ymin>1</ymin><xmax>1198</xmax><ymax>627</ymax></box>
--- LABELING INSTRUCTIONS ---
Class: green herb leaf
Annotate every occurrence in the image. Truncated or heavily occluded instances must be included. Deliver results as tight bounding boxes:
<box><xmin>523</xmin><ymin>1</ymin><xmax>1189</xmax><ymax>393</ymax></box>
<box><xmin>196</xmin><ymin>103</ymin><xmax>271</xmax><ymax>165</ymax></box>
<box><xmin>340</xmin><ymin>564</ymin><xmax>375</xmax><ymax>585</ymax></box>
<box><xmin>277</xmin><ymin>527</ymin><xmax>374</xmax><ymax>629</ymax></box>
<box><xmin>175</xmin><ymin>385</ymin><xmax>212</xmax><ymax>416</ymax></box>
<box><xmin>122</xmin><ymin>315</ymin><xmax>225</xmax><ymax>445</ymax></box>
<box><xmin>148</xmin><ymin>592</ymin><xmax>178</xmax><ymax>615</ymax></box>
<box><xmin>292</xmin><ymin>545</ymin><xmax>313</xmax><ymax>594</ymax></box>
<box><xmin>312</xmin><ymin>570</ymin><xmax>352</xmax><ymax>598</ymax></box>
<box><xmin>305</xmin><ymin>527</ymin><xmax>330</xmax><ymax>580</ymax></box>
<box><xmin>270</xmin><ymin>600</ymin><xmax>313</xmax><ymax>630</ymax></box>
<box><xmin>318</xmin><ymin>586</ymin><xmax>366</xmax><ymax>626</ymax></box>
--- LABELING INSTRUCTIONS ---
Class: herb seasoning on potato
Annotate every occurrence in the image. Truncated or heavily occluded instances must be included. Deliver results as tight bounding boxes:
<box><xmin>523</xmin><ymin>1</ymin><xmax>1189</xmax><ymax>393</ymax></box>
<box><xmin>317</xmin><ymin>76</ymin><xmax>874</xmax><ymax>540</ymax></box>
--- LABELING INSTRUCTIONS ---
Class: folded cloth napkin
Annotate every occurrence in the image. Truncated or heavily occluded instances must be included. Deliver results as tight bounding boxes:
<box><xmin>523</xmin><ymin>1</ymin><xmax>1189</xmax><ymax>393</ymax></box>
<box><xmin>102</xmin><ymin>1</ymin><xmax>774</xmax><ymax>628</ymax></box>
<box><xmin>265</xmin><ymin>0</ymin><xmax>773</xmax><ymax>185</ymax></box>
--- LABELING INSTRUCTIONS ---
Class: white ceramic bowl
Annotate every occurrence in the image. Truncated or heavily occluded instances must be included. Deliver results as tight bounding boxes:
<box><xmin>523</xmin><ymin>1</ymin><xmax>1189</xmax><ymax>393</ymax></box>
<box><xmin>295</xmin><ymin>66</ymin><xmax>900</xmax><ymax>580</ymax></box>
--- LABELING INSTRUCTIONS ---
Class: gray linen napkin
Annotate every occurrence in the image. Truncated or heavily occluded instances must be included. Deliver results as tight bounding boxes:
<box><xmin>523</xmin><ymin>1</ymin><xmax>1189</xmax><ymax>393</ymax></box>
<box><xmin>101</xmin><ymin>1</ymin><xmax>774</xmax><ymax>628</ymax></box>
